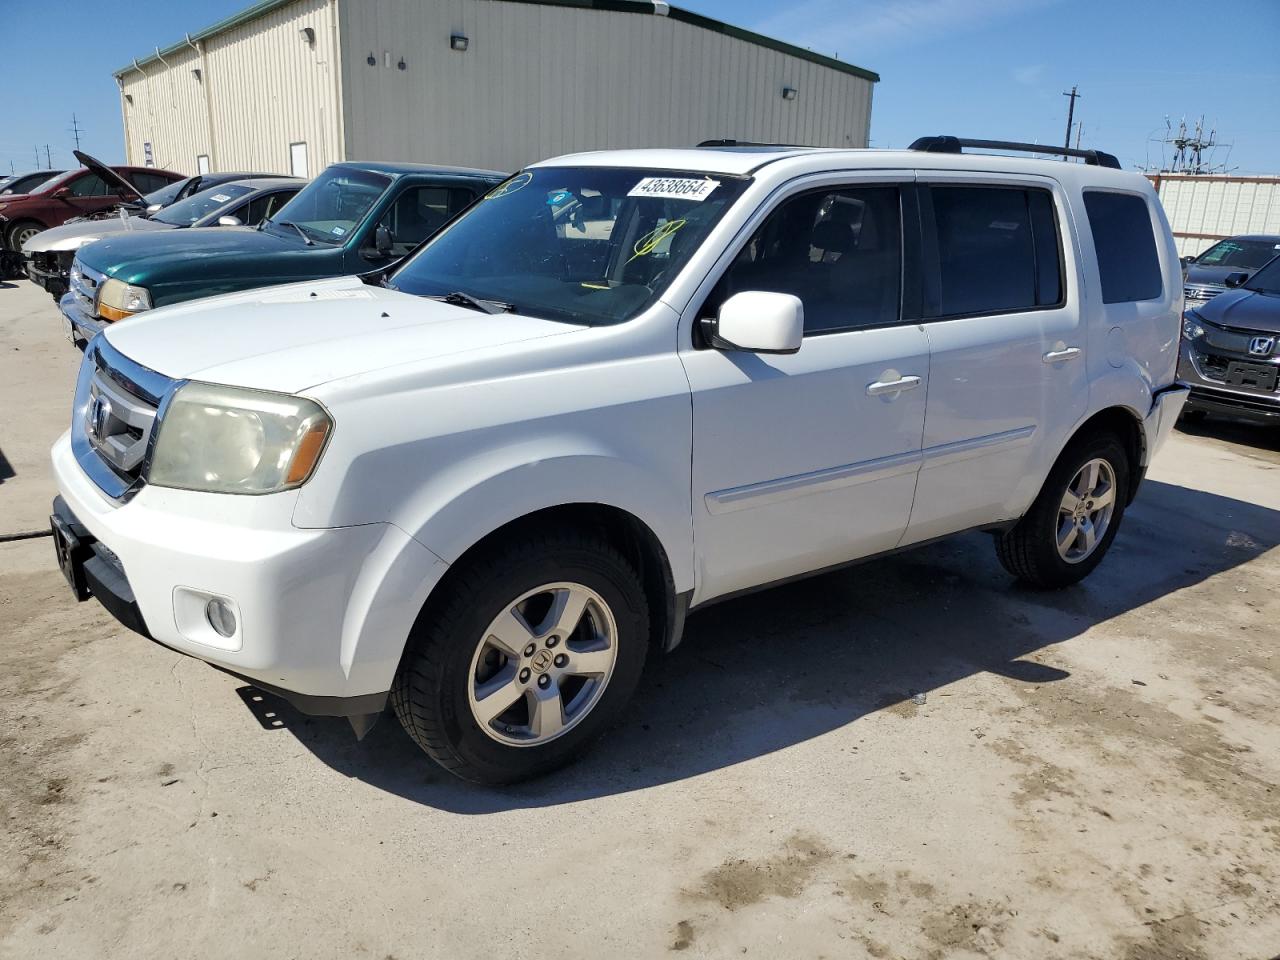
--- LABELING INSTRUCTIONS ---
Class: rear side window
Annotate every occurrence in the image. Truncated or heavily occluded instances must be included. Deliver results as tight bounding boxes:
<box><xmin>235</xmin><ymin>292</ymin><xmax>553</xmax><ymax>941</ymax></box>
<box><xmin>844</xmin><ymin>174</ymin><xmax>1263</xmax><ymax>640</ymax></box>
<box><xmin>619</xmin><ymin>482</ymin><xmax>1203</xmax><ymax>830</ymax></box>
<box><xmin>928</xmin><ymin>185</ymin><xmax>1063</xmax><ymax>318</ymax></box>
<box><xmin>1082</xmin><ymin>191</ymin><xmax>1162</xmax><ymax>303</ymax></box>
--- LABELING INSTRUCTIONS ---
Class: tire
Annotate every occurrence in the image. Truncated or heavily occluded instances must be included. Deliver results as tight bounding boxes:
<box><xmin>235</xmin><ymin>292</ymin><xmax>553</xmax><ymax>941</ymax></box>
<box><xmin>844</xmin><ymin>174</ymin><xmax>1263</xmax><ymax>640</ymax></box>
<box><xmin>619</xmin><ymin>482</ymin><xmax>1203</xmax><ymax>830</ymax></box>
<box><xmin>391</xmin><ymin>529</ymin><xmax>649</xmax><ymax>784</ymax></box>
<box><xmin>5</xmin><ymin>220</ymin><xmax>44</xmax><ymax>253</ymax></box>
<box><xmin>995</xmin><ymin>432</ymin><xmax>1131</xmax><ymax>589</ymax></box>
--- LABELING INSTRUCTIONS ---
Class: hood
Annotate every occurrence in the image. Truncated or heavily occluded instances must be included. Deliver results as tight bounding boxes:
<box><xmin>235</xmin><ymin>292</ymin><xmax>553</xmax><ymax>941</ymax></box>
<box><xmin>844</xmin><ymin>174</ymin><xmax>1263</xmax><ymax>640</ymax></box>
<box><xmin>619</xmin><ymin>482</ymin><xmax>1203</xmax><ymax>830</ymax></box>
<box><xmin>1184</xmin><ymin>263</ymin><xmax>1252</xmax><ymax>286</ymax></box>
<box><xmin>76</xmin><ymin>225</ymin><xmax>303</xmax><ymax>281</ymax></box>
<box><xmin>101</xmin><ymin>276</ymin><xmax>582</xmax><ymax>393</ymax></box>
<box><xmin>23</xmin><ymin>215</ymin><xmax>171</xmax><ymax>254</ymax></box>
<box><xmin>73</xmin><ymin>149</ymin><xmax>145</xmax><ymax>203</ymax></box>
<box><xmin>1195</xmin><ymin>288</ymin><xmax>1280</xmax><ymax>335</ymax></box>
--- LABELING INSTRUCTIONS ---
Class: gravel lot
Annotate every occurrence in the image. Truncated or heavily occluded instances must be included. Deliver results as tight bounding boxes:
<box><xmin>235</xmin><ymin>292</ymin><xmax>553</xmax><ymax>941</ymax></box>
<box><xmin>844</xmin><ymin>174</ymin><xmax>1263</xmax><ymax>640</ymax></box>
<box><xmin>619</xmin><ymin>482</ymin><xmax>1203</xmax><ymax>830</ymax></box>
<box><xmin>2</xmin><ymin>279</ymin><xmax>1278</xmax><ymax>959</ymax></box>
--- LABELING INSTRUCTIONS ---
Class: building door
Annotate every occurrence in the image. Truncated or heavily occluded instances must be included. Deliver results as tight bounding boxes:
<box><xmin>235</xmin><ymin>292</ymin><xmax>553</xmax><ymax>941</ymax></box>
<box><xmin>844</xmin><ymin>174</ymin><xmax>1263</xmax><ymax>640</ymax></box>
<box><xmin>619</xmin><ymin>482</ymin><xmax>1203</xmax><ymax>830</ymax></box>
<box><xmin>290</xmin><ymin>142</ymin><xmax>309</xmax><ymax>178</ymax></box>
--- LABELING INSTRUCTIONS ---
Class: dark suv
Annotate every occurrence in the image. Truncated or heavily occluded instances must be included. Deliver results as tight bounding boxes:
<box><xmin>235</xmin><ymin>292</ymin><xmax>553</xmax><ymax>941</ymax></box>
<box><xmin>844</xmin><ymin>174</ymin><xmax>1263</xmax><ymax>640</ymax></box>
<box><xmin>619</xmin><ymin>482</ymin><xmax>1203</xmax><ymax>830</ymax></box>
<box><xmin>1179</xmin><ymin>252</ymin><xmax>1280</xmax><ymax>423</ymax></box>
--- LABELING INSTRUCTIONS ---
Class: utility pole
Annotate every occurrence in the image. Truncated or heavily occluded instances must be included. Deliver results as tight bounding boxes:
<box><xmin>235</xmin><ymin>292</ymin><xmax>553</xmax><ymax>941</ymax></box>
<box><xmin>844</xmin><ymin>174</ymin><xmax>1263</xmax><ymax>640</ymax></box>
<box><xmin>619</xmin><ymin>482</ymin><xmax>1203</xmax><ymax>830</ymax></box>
<box><xmin>1074</xmin><ymin>122</ymin><xmax>1083</xmax><ymax>150</ymax></box>
<box><xmin>34</xmin><ymin>146</ymin><xmax>40</xmax><ymax>169</ymax></box>
<box><xmin>70</xmin><ymin>113</ymin><xmax>83</xmax><ymax>152</ymax></box>
<box><xmin>44</xmin><ymin>145</ymin><xmax>52</xmax><ymax>169</ymax></box>
<box><xmin>1062</xmin><ymin>85</ymin><xmax>1080</xmax><ymax>159</ymax></box>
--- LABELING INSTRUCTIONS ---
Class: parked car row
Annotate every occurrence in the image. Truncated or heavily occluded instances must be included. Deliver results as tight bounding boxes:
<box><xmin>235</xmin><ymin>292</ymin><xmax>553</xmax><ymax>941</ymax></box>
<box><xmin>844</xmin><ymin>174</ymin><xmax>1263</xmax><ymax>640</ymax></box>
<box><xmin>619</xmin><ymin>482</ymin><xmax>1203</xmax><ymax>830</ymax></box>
<box><xmin>48</xmin><ymin>136</ymin><xmax>1192</xmax><ymax>784</ymax></box>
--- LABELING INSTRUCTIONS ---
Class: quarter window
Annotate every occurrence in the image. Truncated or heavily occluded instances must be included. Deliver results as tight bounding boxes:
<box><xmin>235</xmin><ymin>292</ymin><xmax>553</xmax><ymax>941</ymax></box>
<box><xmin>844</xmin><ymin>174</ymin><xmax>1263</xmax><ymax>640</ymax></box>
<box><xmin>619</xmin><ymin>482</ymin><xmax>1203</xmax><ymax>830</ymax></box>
<box><xmin>1082</xmin><ymin>191</ymin><xmax>1163</xmax><ymax>303</ymax></box>
<box><xmin>705</xmin><ymin>186</ymin><xmax>902</xmax><ymax>335</ymax></box>
<box><xmin>928</xmin><ymin>185</ymin><xmax>1063</xmax><ymax>318</ymax></box>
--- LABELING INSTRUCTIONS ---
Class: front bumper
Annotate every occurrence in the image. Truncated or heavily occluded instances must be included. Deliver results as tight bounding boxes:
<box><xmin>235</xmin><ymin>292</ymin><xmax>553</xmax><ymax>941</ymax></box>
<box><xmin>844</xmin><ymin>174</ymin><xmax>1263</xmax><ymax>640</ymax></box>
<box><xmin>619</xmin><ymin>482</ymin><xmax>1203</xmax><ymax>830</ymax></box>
<box><xmin>60</xmin><ymin>291</ymin><xmax>107</xmax><ymax>346</ymax></box>
<box><xmin>1177</xmin><ymin>337</ymin><xmax>1280</xmax><ymax>423</ymax></box>
<box><xmin>51</xmin><ymin>432</ymin><xmax>449</xmax><ymax>717</ymax></box>
<box><xmin>25</xmin><ymin>250</ymin><xmax>71</xmax><ymax>297</ymax></box>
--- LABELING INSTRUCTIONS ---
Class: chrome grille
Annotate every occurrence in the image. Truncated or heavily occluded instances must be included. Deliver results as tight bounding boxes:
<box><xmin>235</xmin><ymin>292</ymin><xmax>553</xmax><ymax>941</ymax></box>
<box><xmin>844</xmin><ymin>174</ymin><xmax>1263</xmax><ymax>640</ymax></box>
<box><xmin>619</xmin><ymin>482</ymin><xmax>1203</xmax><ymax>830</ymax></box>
<box><xmin>71</xmin><ymin>338</ymin><xmax>176</xmax><ymax>501</ymax></box>
<box><xmin>69</xmin><ymin>257</ymin><xmax>104</xmax><ymax>319</ymax></box>
<box><xmin>1184</xmin><ymin>282</ymin><xmax>1226</xmax><ymax>303</ymax></box>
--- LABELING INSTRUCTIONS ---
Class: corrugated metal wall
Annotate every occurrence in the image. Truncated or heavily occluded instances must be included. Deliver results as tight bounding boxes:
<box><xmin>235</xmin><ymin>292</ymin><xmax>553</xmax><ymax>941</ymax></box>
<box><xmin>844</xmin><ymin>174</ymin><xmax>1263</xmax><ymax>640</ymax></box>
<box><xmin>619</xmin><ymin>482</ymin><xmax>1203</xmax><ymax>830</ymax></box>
<box><xmin>117</xmin><ymin>0</ymin><xmax>342</xmax><ymax>176</ymax></box>
<box><xmin>338</xmin><ymin>0</ymin><xmax>874</xmax><ymax>172</ymax></box>
<box><xmin>1151</xmin><ymin>175</ymin><xmax>1280</xmax><ymax>257</ymax></box>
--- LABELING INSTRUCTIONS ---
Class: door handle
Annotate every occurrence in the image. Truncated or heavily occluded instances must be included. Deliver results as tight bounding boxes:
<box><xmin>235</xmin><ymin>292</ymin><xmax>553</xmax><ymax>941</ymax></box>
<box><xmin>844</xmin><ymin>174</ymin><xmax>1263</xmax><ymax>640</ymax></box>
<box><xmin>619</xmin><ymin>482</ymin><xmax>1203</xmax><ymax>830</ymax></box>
<box><xmin>1043</xmin><ymin>346</ymin><xmax>1081</xmax><ymax>363</ymax></box>
<box><xmin>866</xmin><ymin>375</ymin><xmax>922</xmax><ymax>397</ymax></box>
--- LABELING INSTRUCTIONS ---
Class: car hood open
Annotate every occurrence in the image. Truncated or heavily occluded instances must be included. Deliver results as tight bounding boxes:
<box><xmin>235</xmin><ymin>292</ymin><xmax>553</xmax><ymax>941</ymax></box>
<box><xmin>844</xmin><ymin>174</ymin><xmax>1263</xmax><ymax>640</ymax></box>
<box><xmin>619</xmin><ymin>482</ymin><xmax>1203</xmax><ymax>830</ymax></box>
<box><xmin>100</xmin><ymin>276</ymin><xmax>582</xmax><ymax>394</ymax></box>
<box><xmin>73</xmin><ymin>149</ymin><xmax>146</xmax><ymax>203</ymax></box>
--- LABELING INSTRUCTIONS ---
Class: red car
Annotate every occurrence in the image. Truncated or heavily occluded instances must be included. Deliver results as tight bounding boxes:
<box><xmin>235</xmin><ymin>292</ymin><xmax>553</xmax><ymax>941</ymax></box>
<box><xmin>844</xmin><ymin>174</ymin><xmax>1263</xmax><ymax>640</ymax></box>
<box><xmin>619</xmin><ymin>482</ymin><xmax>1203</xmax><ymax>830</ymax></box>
<box><xmin>0</xmin><ymin>151</ymin><xmax>182</xmax><ymax>252</ymax></box>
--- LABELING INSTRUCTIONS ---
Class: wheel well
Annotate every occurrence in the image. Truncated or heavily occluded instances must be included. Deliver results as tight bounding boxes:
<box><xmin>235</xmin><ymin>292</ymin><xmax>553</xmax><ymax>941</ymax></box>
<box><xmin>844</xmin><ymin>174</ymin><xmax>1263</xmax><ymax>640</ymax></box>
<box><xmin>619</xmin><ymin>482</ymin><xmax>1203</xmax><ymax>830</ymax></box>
<box><xmin>1069</xmin><ymin>406</ymin><xmax>1146</xmax><ymax>503</ymax></box>
<box><xmin>425</xmin><ymin>504</ymin><xmax>679</xmax><ymax>654</ymax></box>
<box><xmin>5</xmin><ymin>218</ymin><xmax>44</xmax><ymax>245</ymax></box>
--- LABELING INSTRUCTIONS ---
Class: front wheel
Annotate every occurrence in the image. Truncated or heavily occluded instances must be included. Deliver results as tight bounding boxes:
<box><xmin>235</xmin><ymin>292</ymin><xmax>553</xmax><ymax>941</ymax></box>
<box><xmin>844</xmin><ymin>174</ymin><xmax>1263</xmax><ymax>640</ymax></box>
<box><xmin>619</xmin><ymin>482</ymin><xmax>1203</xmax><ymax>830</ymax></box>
<box><xmin>5</xmin><ymin>220</ymin><xmax>44</xmax><ymax>252</ymax></box>
<box><xmin>391</xmin><ymin>530</ymin><xmax>649</xmax><ymax>784</ymax></box>
<box><xmin>995</xmin><ymin>433</ymin><xmax>1131</xmax><ymax>588</ymax></box>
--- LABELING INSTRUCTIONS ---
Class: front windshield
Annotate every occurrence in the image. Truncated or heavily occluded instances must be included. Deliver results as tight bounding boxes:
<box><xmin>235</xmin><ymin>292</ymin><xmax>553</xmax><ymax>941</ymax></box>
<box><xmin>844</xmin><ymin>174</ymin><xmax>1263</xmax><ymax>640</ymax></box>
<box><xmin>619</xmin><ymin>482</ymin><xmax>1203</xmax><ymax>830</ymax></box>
<box><xmin>142</xmin><ymin>176</ymin><xmax>194</xmax><ymax>209</ymax></box>
<box><xmin>390</xmin><ymin>167</ymin><xmax>749</xmax><ymax>325</ymax></box>
<box><xmin>1245</xmin><ymin>255</ymin><xmax>1280</xmax><ymax>294</ymax></box>
<box><xmin>266</xmin><ymin>166</ymin><xmax>391</xmax><ymax>243</ymax></box>
<box><xmin>152</xmin><ymin>183</ymin><xmax>253</xmax><ymax>226</ymax></box>
<box><xmin>1195</xmin><ymin>238</ymin><xmax>1280</xmax><ymax>270</ymax></box>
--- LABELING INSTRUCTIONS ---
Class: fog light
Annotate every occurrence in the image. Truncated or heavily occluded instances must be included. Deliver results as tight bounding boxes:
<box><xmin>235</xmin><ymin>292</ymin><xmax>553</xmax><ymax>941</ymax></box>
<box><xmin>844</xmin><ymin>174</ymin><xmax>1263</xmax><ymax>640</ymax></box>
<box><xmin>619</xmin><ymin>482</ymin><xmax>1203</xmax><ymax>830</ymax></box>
<box><xmin>206</xmin><ymin>598</ymin><xmax>237</xmax><ymax>638</ymax></box>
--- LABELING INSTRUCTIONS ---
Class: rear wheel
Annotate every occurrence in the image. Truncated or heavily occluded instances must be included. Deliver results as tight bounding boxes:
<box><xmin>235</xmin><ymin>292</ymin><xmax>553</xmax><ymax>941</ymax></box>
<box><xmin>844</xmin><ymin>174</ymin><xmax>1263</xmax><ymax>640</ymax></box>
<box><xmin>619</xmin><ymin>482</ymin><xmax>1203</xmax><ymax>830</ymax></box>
<box><xmin>391</xmin><ymin>530</ymin><xmax>649</xmax><ymax>784</ymax></box>
<box><xmin>996</xmin><ymin>433</ymin><xmax>1131</xmax><ymax>588</ymax></box>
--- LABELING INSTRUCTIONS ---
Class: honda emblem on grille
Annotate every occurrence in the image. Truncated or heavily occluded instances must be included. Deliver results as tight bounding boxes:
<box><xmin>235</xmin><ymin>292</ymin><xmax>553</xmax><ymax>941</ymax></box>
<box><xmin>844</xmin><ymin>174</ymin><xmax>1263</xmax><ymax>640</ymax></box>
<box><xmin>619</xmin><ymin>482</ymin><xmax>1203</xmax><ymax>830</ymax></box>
<box><xmin>1249</xmin><ymin>336</ymin><xmax>1276</xmax><ymax>357</ymax></box>
<box><xmin>87</xmin><ymin>395</ymin><xmax>113</xmax><ymax>443</ymax></box>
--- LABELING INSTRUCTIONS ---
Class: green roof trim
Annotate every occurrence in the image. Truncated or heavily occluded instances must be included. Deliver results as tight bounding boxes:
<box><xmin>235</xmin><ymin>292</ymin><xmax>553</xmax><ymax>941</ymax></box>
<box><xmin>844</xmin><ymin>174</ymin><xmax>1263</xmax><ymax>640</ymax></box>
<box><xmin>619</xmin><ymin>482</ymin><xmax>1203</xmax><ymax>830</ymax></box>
<box><xmin>114</xmin><ymin>0</ymin><xmax>299</xmax><ymax>77</ymax></box>
<box><xmin>116</xmin><ymin>0</ymin><xmax>879</xmax><ymax>83</ymax></box>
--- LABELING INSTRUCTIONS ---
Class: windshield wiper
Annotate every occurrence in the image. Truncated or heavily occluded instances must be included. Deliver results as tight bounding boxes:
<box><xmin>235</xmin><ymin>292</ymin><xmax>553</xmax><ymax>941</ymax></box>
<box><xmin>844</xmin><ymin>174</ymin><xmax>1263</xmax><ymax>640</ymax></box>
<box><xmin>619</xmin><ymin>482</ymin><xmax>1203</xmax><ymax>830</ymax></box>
<box><xmin>432</xmin><ymin>291</ymin><xmax>515</xmax><ymax>315</ymax></box>
<box><xmin>279</xmin><ymin>220</ymin><xmax>314</xmax><ymax>246</ymax></box>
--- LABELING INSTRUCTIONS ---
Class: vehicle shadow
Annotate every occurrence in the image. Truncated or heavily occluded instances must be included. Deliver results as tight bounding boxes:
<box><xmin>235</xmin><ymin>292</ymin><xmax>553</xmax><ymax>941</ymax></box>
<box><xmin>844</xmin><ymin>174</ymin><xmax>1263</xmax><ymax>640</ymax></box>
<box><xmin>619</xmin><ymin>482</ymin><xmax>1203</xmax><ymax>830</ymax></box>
<box><xmin>259</xmin><ymin>479</ymin><xmax>1280</xmax><ymax>812</ymax></box>
<box><xmin>1177</xmin><ymin>415</ymin><xmax>1280</xmax><ymax>454</ymax></box>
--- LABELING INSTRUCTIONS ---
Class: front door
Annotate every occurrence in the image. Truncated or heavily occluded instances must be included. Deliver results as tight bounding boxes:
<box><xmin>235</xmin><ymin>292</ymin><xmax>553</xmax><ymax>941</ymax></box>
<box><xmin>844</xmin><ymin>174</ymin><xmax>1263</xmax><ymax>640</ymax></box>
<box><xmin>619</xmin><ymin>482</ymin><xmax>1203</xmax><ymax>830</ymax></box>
<box><xmin>680</xmin><ymin>177</ymin><xmax>929</xmax><ymax>603</ymax></box>
<box><xmin>903</xmin><ymin>176</ymin><xmax>1088</xmax><ymax>545</ymax></box>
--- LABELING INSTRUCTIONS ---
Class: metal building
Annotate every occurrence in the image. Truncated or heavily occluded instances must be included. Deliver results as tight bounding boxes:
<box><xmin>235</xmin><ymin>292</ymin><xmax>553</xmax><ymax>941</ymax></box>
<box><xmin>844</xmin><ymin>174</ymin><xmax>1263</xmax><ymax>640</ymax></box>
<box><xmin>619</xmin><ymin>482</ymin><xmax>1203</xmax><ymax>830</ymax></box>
<box><xmin>114</xmin><ymin>0</ymin><xmax>878</xmax><ymax>177</ymax></box>
<box><xmin>1149</xmin><ymin>173</ymin><xmax>1280</xmax><ymax>257</ymax></box>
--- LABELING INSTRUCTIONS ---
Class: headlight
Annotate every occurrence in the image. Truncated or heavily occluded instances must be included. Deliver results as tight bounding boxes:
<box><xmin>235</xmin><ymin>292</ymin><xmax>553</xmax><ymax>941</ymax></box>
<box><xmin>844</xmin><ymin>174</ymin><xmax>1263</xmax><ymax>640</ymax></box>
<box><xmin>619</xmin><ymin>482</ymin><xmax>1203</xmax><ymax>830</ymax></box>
<box><xmin>1182</xmin><ymin>315</ymin><xmax>1206</xmax><ymax>340</ymax></box>
<box><xmin>148</xmin><ymin>382</ymin><xmax>332</xmax><ymax>495</ymax></box>
<box><xmin>97</xmin><ymin>277</ymin><xmax>152</xmax><ymax>322</ymax></box>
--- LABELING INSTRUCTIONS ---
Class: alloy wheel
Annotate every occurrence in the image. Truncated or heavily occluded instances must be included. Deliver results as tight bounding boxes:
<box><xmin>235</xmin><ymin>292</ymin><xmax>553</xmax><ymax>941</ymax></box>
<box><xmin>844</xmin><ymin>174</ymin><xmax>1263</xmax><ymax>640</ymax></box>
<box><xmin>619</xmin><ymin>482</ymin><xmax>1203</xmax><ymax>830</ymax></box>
<box><xmin>1056</xmin><ymin>457</ymin><xmax>1117</xmax><ymax>564</ymax></box>
<box><xmin>467</xmin><ymin>582</ymin><xmax>619</xmax><ymax>747</ymax></box>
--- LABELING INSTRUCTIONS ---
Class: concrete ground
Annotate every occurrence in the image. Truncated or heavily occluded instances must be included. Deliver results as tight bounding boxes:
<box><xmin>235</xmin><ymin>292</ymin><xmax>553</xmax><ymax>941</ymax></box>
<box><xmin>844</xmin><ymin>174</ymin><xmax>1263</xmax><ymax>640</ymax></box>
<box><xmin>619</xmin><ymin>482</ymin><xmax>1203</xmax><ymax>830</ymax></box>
<box><xmin>1</xmin><ymin>279</ymin><xmax>1278</xmax><ymax>960</ymax></box>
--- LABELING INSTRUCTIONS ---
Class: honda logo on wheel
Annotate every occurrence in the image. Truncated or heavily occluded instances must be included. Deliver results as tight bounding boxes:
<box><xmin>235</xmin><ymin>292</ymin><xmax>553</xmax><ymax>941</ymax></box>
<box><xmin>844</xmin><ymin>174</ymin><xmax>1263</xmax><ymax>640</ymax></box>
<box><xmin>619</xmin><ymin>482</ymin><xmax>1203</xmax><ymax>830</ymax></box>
<box><xmin>1249</xmin><ymin>336</ymin><xmax>1276</xmax><ymax>357</ymax></box>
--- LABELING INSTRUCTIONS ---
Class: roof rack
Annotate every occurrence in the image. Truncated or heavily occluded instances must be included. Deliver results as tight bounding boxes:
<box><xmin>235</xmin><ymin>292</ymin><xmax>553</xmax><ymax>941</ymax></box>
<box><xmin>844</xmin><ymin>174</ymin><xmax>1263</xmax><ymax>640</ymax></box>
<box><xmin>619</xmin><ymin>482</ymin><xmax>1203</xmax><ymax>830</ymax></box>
<box><xmin>908</xmin><ymin>136</ymin><xmax>1121</xmax><ymax>170</ymax></box>
<box><xmin>696</xmin><ymin>139</ymin><xmax>810</xmax><ymax>149</ymax></box>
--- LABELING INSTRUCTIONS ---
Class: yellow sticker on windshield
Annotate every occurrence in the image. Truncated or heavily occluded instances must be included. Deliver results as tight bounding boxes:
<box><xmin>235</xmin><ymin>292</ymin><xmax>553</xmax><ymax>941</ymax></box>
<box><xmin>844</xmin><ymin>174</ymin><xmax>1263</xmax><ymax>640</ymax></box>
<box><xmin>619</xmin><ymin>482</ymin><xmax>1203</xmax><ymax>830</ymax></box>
<box><xmin>626</xmin><ymin>219</ymin><xmax>687</xmax><ymax>264</ymax></box>
<box><xmin>485</xmin><ymin>172</ymin><xmax>532</xmax><ymax>200</ymax></box>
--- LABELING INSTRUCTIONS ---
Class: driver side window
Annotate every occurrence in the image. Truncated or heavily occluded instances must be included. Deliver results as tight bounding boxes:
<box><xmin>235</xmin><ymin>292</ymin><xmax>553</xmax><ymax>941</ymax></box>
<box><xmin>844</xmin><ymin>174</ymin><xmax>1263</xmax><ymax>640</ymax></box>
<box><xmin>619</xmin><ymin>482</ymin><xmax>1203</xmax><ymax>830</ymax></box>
<box><xmin>374</xmin><ymin>187</ymin><xmax>471</xmax><ymax>257</ymax></box>
<box><xmin>701</xmin><ymin>186</ymin><xmax>902</xmax><ymax>336</ymax></box>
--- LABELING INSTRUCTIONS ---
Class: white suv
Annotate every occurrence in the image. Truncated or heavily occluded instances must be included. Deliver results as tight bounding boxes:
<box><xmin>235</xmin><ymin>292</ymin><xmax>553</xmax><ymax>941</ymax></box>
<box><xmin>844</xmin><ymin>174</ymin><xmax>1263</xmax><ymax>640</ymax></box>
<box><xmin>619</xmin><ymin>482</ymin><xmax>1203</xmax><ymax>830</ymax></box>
<box><xmin>51</xmin><ymin>138</ymin><xmax>1188</xmax><ymax>783</ymax></box>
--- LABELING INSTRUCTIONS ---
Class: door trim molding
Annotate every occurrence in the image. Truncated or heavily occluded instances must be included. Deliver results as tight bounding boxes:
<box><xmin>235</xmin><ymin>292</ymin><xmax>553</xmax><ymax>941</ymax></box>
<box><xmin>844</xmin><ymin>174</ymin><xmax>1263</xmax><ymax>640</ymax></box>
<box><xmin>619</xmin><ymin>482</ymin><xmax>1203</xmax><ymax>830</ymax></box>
<box><xmin>919</xmin><ymin>425</ymin><xmax>1036</xmax><ymax>470</ymax></box>
<box><xmin>705</xmin><ymin>449</ymin><xmax>922</xmax><ymax>515</ymax></box>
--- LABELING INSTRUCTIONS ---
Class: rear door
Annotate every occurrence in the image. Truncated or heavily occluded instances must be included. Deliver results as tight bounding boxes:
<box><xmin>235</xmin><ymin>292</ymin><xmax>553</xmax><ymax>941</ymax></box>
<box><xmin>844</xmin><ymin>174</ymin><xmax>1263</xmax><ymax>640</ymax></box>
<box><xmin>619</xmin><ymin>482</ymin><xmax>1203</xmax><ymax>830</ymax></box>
<box><xmin>902</xmin><ymin>174</ymin><xmax>1087</xmax><ymax>545</ymax></box>
<box><xmin>680</xmin><ymin>174</ymin><xmax>930</xmax><ymax>603</ymax></box>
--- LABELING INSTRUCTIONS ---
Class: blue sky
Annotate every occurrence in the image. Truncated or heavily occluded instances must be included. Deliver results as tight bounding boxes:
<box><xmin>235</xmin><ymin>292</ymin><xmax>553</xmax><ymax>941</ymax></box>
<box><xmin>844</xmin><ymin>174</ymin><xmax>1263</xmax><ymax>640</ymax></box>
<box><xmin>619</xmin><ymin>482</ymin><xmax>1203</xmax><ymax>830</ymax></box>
<box><xmin>2</xmin><ymin>0</ymin><xmax>1277</xmax><ymax>175</ymax></box>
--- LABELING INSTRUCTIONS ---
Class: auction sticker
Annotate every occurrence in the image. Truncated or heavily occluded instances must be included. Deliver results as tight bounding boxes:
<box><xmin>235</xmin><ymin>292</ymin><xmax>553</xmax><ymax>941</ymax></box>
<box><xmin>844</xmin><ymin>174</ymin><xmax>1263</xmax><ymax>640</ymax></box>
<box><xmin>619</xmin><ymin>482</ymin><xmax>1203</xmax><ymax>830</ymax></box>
<box><xmin>628</xmin><ymin>177</ymin><xmax>720</xmax><ymax>202</ymax></box>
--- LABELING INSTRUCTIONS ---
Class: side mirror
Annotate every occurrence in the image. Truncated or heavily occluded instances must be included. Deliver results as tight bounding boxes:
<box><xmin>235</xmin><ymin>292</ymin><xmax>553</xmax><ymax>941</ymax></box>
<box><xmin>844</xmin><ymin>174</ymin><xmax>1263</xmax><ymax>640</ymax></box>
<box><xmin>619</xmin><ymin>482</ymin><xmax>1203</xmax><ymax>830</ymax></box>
<box><xmin>374</xmin><ymin>223</ymin><xmax>393</xmax><ymax>256</ymax></box>
<box><xmin>701</xmin><ymin>291</ymin><xmax>803</xmax><ymax>355</ymax></box>
<box><xmin>51</xmin><ymin>186</ymin><xmax>72</xmax><ymax>199</ymax></box>
<box><xmin>216</xmin><ymin>215</ymin><xmax>243</xmax><ymax>227</ymax></box>
<box><xmin>1180</xmin><ymin>255</ymin><xmax>1195</xmax><ymax>264</ymax></box>
<box><xmin>1225</xmin><ymin>272</ymin><xmax>1249</xmax><ymax>288</ymax></box>
<box><xmin>145</xmin><ymin>203</ymin><xmax>163</xmax><ymax>215</ymax></box>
